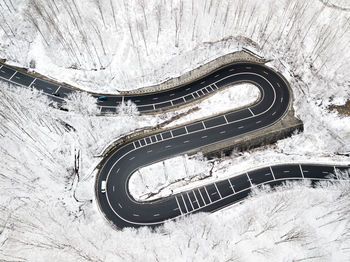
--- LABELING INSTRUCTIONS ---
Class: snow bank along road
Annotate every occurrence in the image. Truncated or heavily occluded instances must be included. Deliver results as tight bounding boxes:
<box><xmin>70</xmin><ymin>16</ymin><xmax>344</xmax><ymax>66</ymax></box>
<box><xmin>0</xmin><ymin>62</ymin><xmax>348</xmax><ymax>229</ymax></box>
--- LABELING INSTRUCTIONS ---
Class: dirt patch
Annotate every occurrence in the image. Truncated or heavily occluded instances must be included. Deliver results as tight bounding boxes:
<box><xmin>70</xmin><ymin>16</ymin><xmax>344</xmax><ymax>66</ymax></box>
<box><xmin>329</xmin><ymin>100</ymin><xmax>350</xmax><ymax>116</ymax></box>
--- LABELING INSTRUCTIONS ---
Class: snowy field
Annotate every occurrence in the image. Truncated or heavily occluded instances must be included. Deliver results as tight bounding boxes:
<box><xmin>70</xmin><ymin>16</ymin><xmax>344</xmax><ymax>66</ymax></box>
<box><xmin>1</xmin><ymin>0</ymin><xmax>350</xmax><ymax>261</ymax></box>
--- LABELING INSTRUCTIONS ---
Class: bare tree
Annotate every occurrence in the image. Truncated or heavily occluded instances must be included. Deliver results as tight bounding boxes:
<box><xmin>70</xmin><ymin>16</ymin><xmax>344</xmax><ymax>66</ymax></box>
<box><xmin>138</xmin><ymin>0</ymin><xmax>148</xmax><ymax>30</ymax></box>
<box><xmin>155</xmin><ymin>4</ymin><xmax>162</xmax><ymax>44</ymax></box>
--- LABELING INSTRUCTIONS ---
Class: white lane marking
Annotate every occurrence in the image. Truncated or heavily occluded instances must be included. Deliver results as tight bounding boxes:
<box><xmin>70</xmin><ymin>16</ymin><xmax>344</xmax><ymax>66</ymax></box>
<box><xmin>181</xmin><ymin>195</ymin><xmax>189</xmax><ymax>213</ymax></box>
<box><xmin>173</xmin><ymin>207</ymin><xmax>179</xmax><ymax>211</ymax></box>
<box><xmin>197</xmin><ymin>189</ymin><xmax>207</xmax><ymax>207</ymax></box>
<box><xmin>200</xmin><ymin>81</ymin><xmax>205</xmax><ymax>84</ymax></box>
<box><xmin>214</xmin><ymin>74</ymin><xmax>220</xmax><ymax>78</ymax></box>
<box><xmin>195</xmin><ymin>91</ymin><xmax>201</xmax><ymax>97</ymax></box>
<box><xmin>153</xmin><ymin>213</ymin><xmax>160</xmax><ymax>217</ymax></box>
<box><xmin>117</xmin><ymin>168</ymin><xmax>120</xmax><ymax>173</ymax></box>
<box><xmin>245</xmin><ymin>66</ymin><xmax>252</xmax><ymax>69</ymax></box>
<box><xmin>147</xmin><ymin>150</ymin><xmax>152</xmax><ymax>153</ymax></box>
<box><xmin>169</xmin><ymin>93</ymin><xmax>175</xmax><ymax>97</ymax></box>
<box><xmin>192</xmin><ymin>190</ymin><xmax>200</xmax><ymax>208</ymax></box>
<box><xmin>264</xmin><ymin>173</ymin><xmax>271</xmax><ymax>176</ymax></box>
<box><xmin>238</xmin><ymin>126</ymin><xmax>244</xmax><ymax>129</ymax></box>
<box><xmin>204</xmin><ymin>186</ymin><xmax>212</xmax><ymax>203</ymax></box>
<box><xmin>165</xmin><ymin>145</ymin><xmax>172</xmax><ymax>148</ymax></box>
<box><xmin>9</xmin><ymin>71</ymin><xmax>17</xmax><ymax>80</ymax></box>
<box><xmin>175</xmin><ymin>196</ymin><xmax>184</xmax><ymax>215</ymax></box>
<box><xmin>214</xmin><ymin>183</ymin><xmax>222</xmax><ymax>199</ymax></box>
<box><xmin>0</xmin><ymin>64</ymin><xmax>3</xmax><ymax>70</ymax></box>
<box><xmin>184</xmin><ymin>126</ymin><xmax>188</xmax><ymax>134</ymax></box>
<box><xmin>132</xmin><ymin>142</ymin><xmax>136</xmax><ymax>149</ymax></box>
<box><xmin>187</xmin><ymin>193</ymin><xmax>195</xmax><ymax>210</ymax></box>
<box><xmin>246</xmin><ymin>173</ymin><xmax>253</xmax><ymax>187</ymax></box>
<box><xmin>229</xmin><ymin>68</ymin><xmax>235</xmax><ymax>72</ymax></box>
<box><xmin>322</xmin><ymin>171</ymin><xmax>329</xmax><ymax>174</ymax></box>
<box><xmin>144</xmin><ymin>138</ymin><xmax>148</xmax><ymax>145</ymax></box>
<box><xmin>152</xmin><ymin>104</ymin><xmax>156</xmax><ymax>110</ymax></box>
<box><xmin>270</xmin><ymin>167</ymin><xmax>276</xmax><ymax>180</ymax></box>
<box><xmin>248</xmin><ymin>108</ymin><xmax>255</xmax><ymax>116</ymax></box>
<box><xmin>263</xmin><ymin>71</ymin><xmax>268</xmax><ymax>75</ymax></box>
<box><xmin>201</xmin><ymin>135</ymin><xmax>208</xmax><ymax>139</ymax></box>
<box><xmin>223</xmin><ymin>115</ymin><xmax>229</xmax><ymax>124</ymax></box>
<box><xmin>183</xmin><ymin>140</ymin><xmax>190</xmax><ymax>144</ymax></box>
<box><xmin>220</xmin><ymin>131</ymin><xmax>226</xmax><ymax>134</ymax></box>
<box><xmin>170</xmin><ymin>100</ymin><xmax>174</xmax><ymax>106</ymax></box>
<box><xmin>228</xmin><ymin>179</ymin><xmax>235</xmax><ymax>193</ymax></box>
<box><xmin>201</xmin><ymin>121</ymin><xmax>206</xmax><ymax>129</ymax></box>
<box><xmin>55</xmin><ymin>86</ymin><xmax>61</xmax><ymax>93</ymax></box>
<box><xmin>135</xmin><ymin>99</ymin><xmax>140</xmax><ymax>102</ymax></box>
<box><xmin>213</xmin><ymin>83</ymin><xmax>219</xmax><ymax>89</ymax></box>
<box><xmin>299</xmin><ymin>164</ymin><xmax>305</xmax><ymax>178</ymax></box>
<box><xmin>28</xmin><ymin>78</ymin><xmax>36</xmax><ymax>87</ymax></box>
<box><xmin>191</xmin><ymin>93</ymin><xmax>195</xmax><ymax>99</ymax></box>
<box><xmin>272</xmin><ymin>111</ymin><xmax>276</xmax><ymax>116</ymax></box>
<box><xmin>204</xmin><ymin>87</ymin><xmax>210</xmax><ymax>93</ymax></box>
<box><xmin>281</xmin><ymin>97</ymin><xmax>283</xmax><ymax>103</ymax></box>
<box><xmin>208</xmin><ymin>85</ymin><xmax>215</xmax><ymax>91</ymax></box>
<box><xmin>277</xmin><ymin>83</ymin><xmax>281</xmax><ymax>87</ymax></box>
<box><xmin>129</xmin><ymin>156</ymin><xmax>135</xmax><ymax>161</ymax></box>
<box><xmin>133</xmin><ymin>214</ymin><xmax>139</xmax><ymax>217</ymax></box>
<box><xmin>113</xmin><ymin>186</ymin><xmax>115</xmax><ymax>192</ymax></box>
<box><xmin>283</xmin><ymin>170</ymin><xmax>290</xmax><ymax>173</ymax></box>
<box><xmin>152</xmin><ymin>97</ymin><xmax>158</xmax><ymax>100</ymax></box>
<box><xmin>118</xmin><ymin>203</ymin><xmax>122</xmax><ymax>208</ymax></box>
<box><xmin>256</xmin><ymin>120</ymin><xmax>261</xmax><ymax>124</ymax></box>
<box><xmin>160</xmin><ymin>133</ymin><xmax>164</xmax><ymax>140</ymax></box>
<box><xmin>186</xmin><ymin>87</ymin><xmax>190</xmax><ymax>91</ymax></box>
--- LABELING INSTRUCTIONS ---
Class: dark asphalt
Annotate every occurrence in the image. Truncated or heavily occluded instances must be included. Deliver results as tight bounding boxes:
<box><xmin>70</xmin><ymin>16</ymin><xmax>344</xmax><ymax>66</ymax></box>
<box><xmin>1</xmin><ymin>62</ymin><xmax>348</xmax><ymax>229</ymax></box>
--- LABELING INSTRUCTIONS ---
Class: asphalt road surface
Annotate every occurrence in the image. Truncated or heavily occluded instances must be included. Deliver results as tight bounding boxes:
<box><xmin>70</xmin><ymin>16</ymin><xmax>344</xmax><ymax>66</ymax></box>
<box><xmin>0</xmin><ymin>62</ymin><xmax>348</xmax><ymax>229</ymax></box>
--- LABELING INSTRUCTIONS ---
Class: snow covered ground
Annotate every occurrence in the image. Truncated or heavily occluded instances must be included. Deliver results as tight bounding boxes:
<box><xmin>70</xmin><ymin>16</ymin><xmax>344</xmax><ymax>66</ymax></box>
<box><xmin>1</xmin><ymin>0</ymin><xmax>350</xmax><ymax>261</ymax></box>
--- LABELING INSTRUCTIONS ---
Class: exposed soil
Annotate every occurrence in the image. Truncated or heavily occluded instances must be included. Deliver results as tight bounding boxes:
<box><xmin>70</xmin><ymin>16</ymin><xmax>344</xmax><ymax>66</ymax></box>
<box><xmin>329</xmin><ymin>100</ymin><xmax>350</xmax><ymax>116</ymax></box>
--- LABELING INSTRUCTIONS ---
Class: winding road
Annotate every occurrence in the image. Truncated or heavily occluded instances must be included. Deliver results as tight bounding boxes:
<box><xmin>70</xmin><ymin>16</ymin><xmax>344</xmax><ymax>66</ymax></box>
<box><xmin>0</xmin><ymin>61</ymin><xmax>348</xmax><ymax>229</ymax></box>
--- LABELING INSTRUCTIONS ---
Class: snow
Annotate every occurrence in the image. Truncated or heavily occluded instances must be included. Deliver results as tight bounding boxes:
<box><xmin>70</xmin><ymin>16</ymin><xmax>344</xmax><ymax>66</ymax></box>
<box><xmin>1</xmin><ymin>0</ymin><xmax>350</xmax><ymax>260</ymax></box>
<box><xmin>165</xmin><ymin>83</ymin><xmax>259</xmax><ymax>128</ymax></box>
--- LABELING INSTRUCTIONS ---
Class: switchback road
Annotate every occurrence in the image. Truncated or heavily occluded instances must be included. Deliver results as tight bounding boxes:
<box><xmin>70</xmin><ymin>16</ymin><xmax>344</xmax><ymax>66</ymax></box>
<box><xmin>0</xmin><ymin>61</ymin><xmax>348</xmax><ymax>229</ymax></box>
